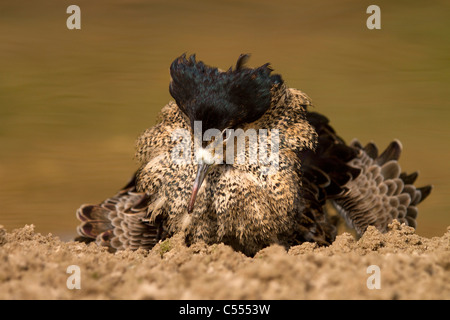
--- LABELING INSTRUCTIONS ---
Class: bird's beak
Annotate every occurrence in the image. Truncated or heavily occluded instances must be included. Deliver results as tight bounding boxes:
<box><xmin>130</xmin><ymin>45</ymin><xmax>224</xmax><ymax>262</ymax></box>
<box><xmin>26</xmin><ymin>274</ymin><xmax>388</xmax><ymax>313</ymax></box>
<box><xmin>188</xmin><ymin>163</ymin><xmax>211</xmax><ymax>213</ymax></box>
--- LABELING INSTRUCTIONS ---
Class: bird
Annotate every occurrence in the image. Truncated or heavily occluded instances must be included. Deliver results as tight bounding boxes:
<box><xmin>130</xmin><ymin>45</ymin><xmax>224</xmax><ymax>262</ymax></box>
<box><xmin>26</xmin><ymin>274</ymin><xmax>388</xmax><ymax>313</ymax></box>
<box><xmin>75</xmin><ymin>53</ymin><xmax>432</xmax><ymax>256</ymax></box>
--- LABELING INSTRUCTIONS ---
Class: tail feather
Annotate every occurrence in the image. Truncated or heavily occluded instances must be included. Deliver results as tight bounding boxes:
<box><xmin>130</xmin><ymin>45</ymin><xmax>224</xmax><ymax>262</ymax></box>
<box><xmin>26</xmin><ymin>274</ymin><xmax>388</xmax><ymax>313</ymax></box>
<box><xmin>400</xmin><ymin>171</ymin><xmax>419</xmax><ymax>185</ymax></box>
<box><xmin>417</xmin><ymin>185</ymin><xmax>432</xmax><ymax>202</ymax></box>
<box><xmin>363</xmin><ymin>142</ymin><xmax>378</xmax><ymax>159</ymax></box>
<box><xmin>76</xmin><ymin>204</ymin><xmax>111</xmax><ymax>222</ymax></box>
<box><xmin>76</xmin><ymin>220</ymin><xmax>113</xmax><ymax>239</ymax></box>
<box><xmin>380</xmin><ymin>160</ymin><xmax>401</xmax><ymax>180</ymax></box>
<box><xmin>375</xmin><ymin>140</ymin><xmax>402</xmax><ymax>165</ymax></box>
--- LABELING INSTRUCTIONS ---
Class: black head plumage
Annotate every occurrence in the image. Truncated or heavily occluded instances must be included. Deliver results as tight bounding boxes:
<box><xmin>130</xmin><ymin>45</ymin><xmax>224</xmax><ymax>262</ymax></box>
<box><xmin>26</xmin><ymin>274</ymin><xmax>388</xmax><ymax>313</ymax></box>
<box><xmin>169</xmin><ymin>53</ymin><xmax>283</xmax><ymax>135</ymax></box>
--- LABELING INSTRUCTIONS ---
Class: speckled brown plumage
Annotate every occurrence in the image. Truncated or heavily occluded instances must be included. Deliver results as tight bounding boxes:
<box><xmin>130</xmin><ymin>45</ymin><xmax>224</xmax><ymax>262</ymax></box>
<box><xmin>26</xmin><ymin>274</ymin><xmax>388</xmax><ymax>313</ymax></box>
<box><xmin>76</xmin><ymin>54</ymin><xmax>432</xmax><ymax>256</ymax></box>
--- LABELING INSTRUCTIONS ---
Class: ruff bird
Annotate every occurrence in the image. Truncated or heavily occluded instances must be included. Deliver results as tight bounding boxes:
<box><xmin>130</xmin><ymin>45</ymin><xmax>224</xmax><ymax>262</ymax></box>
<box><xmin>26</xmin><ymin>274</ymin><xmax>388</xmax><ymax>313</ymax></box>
<box><xmin>76</xmin><ymin>54</ymin><xmax>432</xmax><ymax>256</ymax></box>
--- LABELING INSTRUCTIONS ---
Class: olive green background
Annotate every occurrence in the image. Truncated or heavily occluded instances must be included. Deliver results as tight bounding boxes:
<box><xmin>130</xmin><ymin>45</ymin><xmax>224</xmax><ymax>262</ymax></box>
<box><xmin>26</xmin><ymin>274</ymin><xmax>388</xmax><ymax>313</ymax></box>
<box><xmin>1</xmin><ymin>0</ymin><xmax>448</xmax><ymax>239</ymax></box>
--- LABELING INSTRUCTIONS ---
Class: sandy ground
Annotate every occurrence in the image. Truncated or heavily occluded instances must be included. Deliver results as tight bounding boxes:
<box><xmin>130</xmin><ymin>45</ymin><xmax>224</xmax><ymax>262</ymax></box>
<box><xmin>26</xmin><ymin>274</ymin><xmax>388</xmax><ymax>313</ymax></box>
<box><xmin>0</xmin><ymin>221</ymin><xmax>448</xmax><ymax>300</ymax></box>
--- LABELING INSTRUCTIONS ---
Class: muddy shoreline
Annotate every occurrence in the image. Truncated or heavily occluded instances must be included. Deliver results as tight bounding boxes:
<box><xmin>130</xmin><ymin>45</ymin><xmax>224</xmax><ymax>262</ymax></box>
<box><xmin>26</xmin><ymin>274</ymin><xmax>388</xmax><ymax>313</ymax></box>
<box><xmin>0</xmin><ymin>221</ymin><xmax>448</xmax><ymax>300</ymax></box>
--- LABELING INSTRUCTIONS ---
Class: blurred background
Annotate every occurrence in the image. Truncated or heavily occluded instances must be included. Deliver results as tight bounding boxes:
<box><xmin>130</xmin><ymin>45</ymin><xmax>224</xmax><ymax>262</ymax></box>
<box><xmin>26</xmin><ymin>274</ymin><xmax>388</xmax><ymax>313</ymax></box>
<box><xmin>0</xmin><ymin>0</ymin><xmax>449</xmax><ymax>240</ymax></box>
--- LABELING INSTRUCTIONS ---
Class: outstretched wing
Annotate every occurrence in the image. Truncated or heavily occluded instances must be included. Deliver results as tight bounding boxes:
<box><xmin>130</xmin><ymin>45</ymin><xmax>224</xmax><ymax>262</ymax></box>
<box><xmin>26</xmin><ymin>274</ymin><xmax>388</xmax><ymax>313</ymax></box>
<box><xmin>335</xmin><ymin>139</ymin><xmax>432</xmax><ymax>235</ymax></box>
<box><xmin>75</xmin><ymin>173</ymin><xmax>167</xmax><ymax>251</ymax></box>
<box><xmin>303</xmin><ymin>111</ymin><xmax>432</xmax><ymax>236</ymax></box>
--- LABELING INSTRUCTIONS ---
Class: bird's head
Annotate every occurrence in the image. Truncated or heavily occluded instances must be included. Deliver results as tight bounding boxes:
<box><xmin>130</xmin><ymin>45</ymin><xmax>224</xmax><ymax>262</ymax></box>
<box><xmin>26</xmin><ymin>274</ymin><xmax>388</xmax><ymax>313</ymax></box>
<box><xmin>169</xmin><ymin>53</ymin><xmax>283</xmax><ymax>213</ymax></box>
